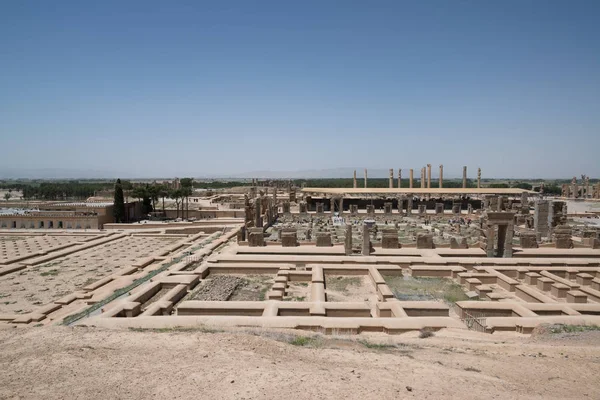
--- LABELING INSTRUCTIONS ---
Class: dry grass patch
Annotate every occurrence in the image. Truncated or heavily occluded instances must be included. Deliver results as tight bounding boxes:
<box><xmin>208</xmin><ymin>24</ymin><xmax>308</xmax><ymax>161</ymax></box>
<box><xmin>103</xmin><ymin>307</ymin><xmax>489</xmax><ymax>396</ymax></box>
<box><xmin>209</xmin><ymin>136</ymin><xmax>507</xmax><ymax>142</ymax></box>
<box><xmin>385</xmin><ymin>276</ymin><xmax>469</xmax><ymax>304</ymax></box>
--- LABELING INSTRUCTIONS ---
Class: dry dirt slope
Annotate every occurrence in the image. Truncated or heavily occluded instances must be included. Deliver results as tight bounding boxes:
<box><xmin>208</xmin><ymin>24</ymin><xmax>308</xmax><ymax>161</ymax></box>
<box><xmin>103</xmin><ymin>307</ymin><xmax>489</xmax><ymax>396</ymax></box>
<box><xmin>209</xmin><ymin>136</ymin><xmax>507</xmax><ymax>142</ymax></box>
<box><xmin>0</xmin><ymin>325</ymin><xmax>598</xmax><ymax>399</ymax></box>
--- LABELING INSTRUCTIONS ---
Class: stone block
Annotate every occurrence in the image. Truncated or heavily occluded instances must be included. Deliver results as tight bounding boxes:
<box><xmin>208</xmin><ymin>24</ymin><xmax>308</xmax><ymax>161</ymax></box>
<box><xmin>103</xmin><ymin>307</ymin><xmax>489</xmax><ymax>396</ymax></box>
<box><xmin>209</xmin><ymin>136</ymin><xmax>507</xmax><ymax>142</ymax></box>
<box><xmin>452</xmin><ymin>204</ymin><xmax>461</xmax><ymax>214</ymax></box>
<box><xmin>316</xmin><ymin>233</ymin><xmax>332</xmax><ymax>247</ymax></box>
<box><xmin>576</xmin><ymin>273</ymin><xmax>594</xmax><ymax>286</ymax></box>
<box><xmin>583</xmin><ymin>237</ymin><xmax>600</xmax><ymax>249</ymax></box>
<box><xmin>555</xmin><ymin>235</ymin><xmax>573</xmax><ymax>249</ymax></box>
<box><xmin>248</xmin><ymin>228</ymin><xmax>265</xmax><ymax>247</ymax></box>
<box><xmin>519</xmin><ymin>232</ymin><xmax>538</xmax><ymax>249</ymax></box>
<box><xmin>566</xmin><ymin>290</ymin><xmax>587</xmax><ymax>303</ymax></box>
<box><xmin>537</xmin><ymin>277</ymin><xmax>553</xmax><ymax>291</ymax></box>
<box><xmin>384</xmin><ymin>202</ymin><xmax>393</xmax><ymax>215</ymax></box>
<box><xmin>298</xmin><ymin>202</ymin><xmax>307</xmax><ymax>213</ymax></box>
<box><xmin>281</xmin><ymin>232</ymin><xmax>297</xmax><ymax>247</ymax></box>
<box><xmin>550</xmin><ymin>283</ymin><xmax>569</xmax><ymax>298</ymax></box>
<box><xmin>524</xmin><ymin>272</ymin><xmax>541</xmax><ymax>285</ymax></box>
<box><xmin>416</xmin><ymin>234</ymin><xmax>434</xmax><ymax>249</ymax></box>
<box><xmin>381</xmin><ymin>230</ymin><xmax>399</xmax><ymax>249</ymax></box>
<box><xmin>549</xmin><ymin>201</ymin><xmax>567</xmax><ymax>233</ymax></box>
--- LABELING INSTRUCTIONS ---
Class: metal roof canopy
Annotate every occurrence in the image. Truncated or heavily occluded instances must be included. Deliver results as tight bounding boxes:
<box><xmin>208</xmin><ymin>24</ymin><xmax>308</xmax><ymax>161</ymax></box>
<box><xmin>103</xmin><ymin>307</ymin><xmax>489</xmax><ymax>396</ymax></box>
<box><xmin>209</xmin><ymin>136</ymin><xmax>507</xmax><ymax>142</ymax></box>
<box><xmin>301</xmin><ymin>187</ymin><xmax>536</xmax><ymax>196</ymax></box>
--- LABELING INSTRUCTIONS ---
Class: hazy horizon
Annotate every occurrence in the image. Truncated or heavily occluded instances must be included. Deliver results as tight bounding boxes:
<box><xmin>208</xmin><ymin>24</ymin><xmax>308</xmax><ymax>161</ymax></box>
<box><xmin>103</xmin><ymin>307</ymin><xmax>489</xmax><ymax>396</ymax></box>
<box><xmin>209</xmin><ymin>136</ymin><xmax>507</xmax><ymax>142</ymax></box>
<box><xmin>1</xmin><ymin>1</ymin><xmax>599</xmax><ymax>178</ymax></box>
<box><xmin>0</xmin><ymin>166</ymin><xmax>592</xmax><ymax>181</ymax></box>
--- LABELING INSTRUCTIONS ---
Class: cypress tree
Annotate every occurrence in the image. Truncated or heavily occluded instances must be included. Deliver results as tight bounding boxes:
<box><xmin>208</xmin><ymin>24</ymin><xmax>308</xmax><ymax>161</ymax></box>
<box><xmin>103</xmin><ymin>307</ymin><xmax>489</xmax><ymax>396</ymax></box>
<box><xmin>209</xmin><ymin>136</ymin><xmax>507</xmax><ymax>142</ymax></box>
<box><xmin>113</xmin><ymin>178</ymin><xmax>126</xmax><ymax>223</ymax></box>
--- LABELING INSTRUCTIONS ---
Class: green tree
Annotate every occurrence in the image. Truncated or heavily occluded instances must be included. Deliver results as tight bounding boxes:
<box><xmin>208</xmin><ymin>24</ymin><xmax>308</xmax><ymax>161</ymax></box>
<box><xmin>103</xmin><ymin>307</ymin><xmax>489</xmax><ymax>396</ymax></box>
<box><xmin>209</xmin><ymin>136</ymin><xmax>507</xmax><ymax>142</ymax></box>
<box><xmin>180</xmin><ymin>178</ymin><xmax>194</xmax><ymax>220</ymax></box>
<box><xmin>131</xmin><ymin>186</ymin><xmax>148</xmax><ymax>202</ymax></box>
<box><xmin>170</xmin><ymin>189</ymin><xmax>183</xmax><ymax>219</ymax></box>
<box><xmin>158</xmin><ymin>185</ymin><xmax>169</xmax><ymax>213</ymax></box>
<box><xmin>147</xmin><ymin>185</ymin><xmax>160</xmax><ymax>212</ymax></box>
<box><xmin>121</xmin><ymin>180</ymin><xmax>134</xmax><ymax>207</ymax></box>
<box><xmin>535</xmin><ymin>184</ymin><xmax>561</xmax><ymax>195</ymax></box>
<box><xmin>131</xmin><ymin>185</ymin><xmax>153</xmax><ymax>214</ymax></box>
<box><xmin>3</xmin><ymin>192</ymin><xmax>11</xmax><ymax>201</ymax></box>
<box><xmin>113</xmin><ymin>179</ymin><xmax>126</xmax><ymax>223</ymax></box>
<box><xmin>511</xmin><ymin>182</ymin><xmax>533</xmax><ymax>190</ymax></box>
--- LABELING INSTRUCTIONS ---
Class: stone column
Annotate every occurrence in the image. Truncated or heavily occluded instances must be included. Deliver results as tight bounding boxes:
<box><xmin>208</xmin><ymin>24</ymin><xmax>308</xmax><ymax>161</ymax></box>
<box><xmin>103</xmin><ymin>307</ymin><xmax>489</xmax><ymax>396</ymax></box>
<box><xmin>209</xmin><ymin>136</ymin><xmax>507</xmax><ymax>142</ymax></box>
<box><xmin>389</xmin><ymin>168</ymin><xmax>394</xmax><ymax>188</ymax></box>
<box><xmin>571</xmin><ymin>177</ymin><xmax>577</xmax><ymax>199</ymax></box>
<box><xmin>353</xmin><ymin>170</ymin><xmax>357</xmax><ymax>189</ymax></box>
<box><xmin>534</xmin><ymin>200</ymin><xmax>549</xmax><ymax>241</ymax></box>
<box><xmin>585</xmin><ymin>177</ymin><xmax>590</xmax><ymax>199</ymax></box>
<box><xmin>316</xmin><ymin>202</ymin><xmax>324</xmax><ymax>214</ymax></box>
<box><xmin>496</xmin><ymin>196</ymin><xmax>504</xmax><ymax>212</ymax></box>
<box><xmin>485</xmin><ymin>225</ymin><xmax>495</xmax><ymax>257</ymax></box>
<box><xmin>503</xmin><ymin>223</ymin><xmax>514</xmax><ymax>257</ymax></box>
<box><xmin>482</xmin><ymin>196</ymin><xmax>490</xmax><ymax>210</ymax></box>
<box><xmin>462</xmin><ymin>166</ymin><xmax>467</xmax><ymax>189</ymax></box>
<box><xmin>427</xmin><ymin>164</ymin><xmax>432</xmax><ymax>189</ymax></box>
<box><xmin>421</xmin><ymin>168</ymin><xmax>426</xmax><ymax>189</ymax></box>
<box><xmin>344</xmin><ymin>224</ymin><xmax>352</xmax><ymax>255</ymax></box>
<box><xmin>439</xmin><ymin>164</ymin><xmax>443</xmax><ymax>188</ymax></box>
<box><xmin>254</xmin><ymin>197</ymin><xmax>262</xmax><ymax>228</ymax></box>
<box><xmin>398</xmin><ymin>169</ymin><xmax>402</xmax><ymax>188</ymax></box>
<box><xmin>330</xmin><ymin>198</ymin><xmax>335</xmax><ymax>215</ymax></box>
<box><xmin>339</xmin><ymin>198</ymin><xmax>344</xmax><ymax>214</ymax></box>
<box><xmin>362</xmin><ymin>224</ymin><xmax>370</xmax><ymax>255</ymax></box>
<box><xmin>477</xmin><ymin>168</ymin><xmax>481</xmax><ymax>189</ymax></box>
<box><xmin>521</xmin><ymin>192</ymin><xmax>528</xmax><ymax>214</ymax></box>
<box><xmin>497</xmin><ymin>224</ymin><xmax>507</xmax><ymax>257</ymax></box>
<box><xmin>407</xmin><ymin>197</ymin><xmax>413</xmax><ymax>215</ymax></box>
<box><xmin>364</xmin><ymin>169</ymin><xmax>368</xmax><ymax>189</ymax></box>
<box><xmin>409</xmin><ymin>169</ymin><xmax>414</xmax><ymax>188</ymax></box>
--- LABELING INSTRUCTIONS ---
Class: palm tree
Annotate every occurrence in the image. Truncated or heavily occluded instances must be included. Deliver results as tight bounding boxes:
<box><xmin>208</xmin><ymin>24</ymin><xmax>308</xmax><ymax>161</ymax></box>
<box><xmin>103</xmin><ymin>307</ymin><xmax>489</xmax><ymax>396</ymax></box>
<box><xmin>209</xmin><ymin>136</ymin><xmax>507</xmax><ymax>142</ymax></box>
<box><xmin>147</xmin><ymin>185</ymin><xmax>160</xmax><ymax>212</ymax></box>
<box><xmin>180</xmin><ymin>178</ymin><xmax>194</xmax><ymax>220</ymax></box>
<box><xmin>170</xmin><ymin>189</ymin><xmax>183</xmax><ymax>219</ymax></box>
<box><xmin>158</xmin><ymin>185</ymin><xmax>169</xmax><ymax>215</ymax></box>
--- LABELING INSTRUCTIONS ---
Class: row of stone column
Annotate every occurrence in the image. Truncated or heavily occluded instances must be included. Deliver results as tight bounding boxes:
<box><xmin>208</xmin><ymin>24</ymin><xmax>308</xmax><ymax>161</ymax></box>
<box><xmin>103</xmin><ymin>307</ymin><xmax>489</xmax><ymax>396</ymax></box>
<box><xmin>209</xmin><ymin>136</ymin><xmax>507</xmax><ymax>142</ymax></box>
<box><xmin>352</xmin><ymin>166</ymin><xmax>482</xmax><ymax>189</ymax></box>
<box><xmin>562</xmin><ymin>178</ymin><xmax>599</xmax><ymax>199</ymax></box>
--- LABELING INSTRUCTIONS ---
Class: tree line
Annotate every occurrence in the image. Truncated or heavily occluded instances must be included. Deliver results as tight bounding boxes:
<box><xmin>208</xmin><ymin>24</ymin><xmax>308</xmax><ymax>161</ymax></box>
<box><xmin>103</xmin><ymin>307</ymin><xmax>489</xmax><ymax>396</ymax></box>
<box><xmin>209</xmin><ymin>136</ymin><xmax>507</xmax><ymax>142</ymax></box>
<box><xmin>113</xmin><ymin>178</ymin><xmax>195</xmax><ymax>222</ymax></box>
<box><xmin>0</xmin><ymin>181</ymin><xmax>114</xmax><ymax>200</ymax></box>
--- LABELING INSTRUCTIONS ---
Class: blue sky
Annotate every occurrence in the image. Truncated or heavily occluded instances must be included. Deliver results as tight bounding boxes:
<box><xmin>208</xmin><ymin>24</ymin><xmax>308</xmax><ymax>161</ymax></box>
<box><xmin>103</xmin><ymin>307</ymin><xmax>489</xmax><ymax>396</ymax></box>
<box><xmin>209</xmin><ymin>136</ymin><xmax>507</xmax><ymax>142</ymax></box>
<box><xmin>1</xmin><ymin>1</ymin><xmax>599</xmax><ymax>179</ymax></box>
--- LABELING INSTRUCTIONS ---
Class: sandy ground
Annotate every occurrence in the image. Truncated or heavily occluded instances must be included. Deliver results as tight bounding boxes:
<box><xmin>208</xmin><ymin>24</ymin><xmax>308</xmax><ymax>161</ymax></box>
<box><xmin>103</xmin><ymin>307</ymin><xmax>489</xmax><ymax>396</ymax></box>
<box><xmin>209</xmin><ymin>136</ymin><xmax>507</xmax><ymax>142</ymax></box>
<box><xmin>325</xmin><ymin>275</ymin><xmax>378</xmax><ymax>302</ymax></box>
<box><xmin>0</xmin><ymin>236</ymin><xmax>179</xmax><ymax>314</ymax></box>
<box><xmin>0</xmin><ymin>235</ymin><xmax>95</xmax><ymax>263</ymax></box>
<box><xmin>1</xmin><ymin>325</ymin><xmax>598</xmax><ymax>400</ymax></box>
